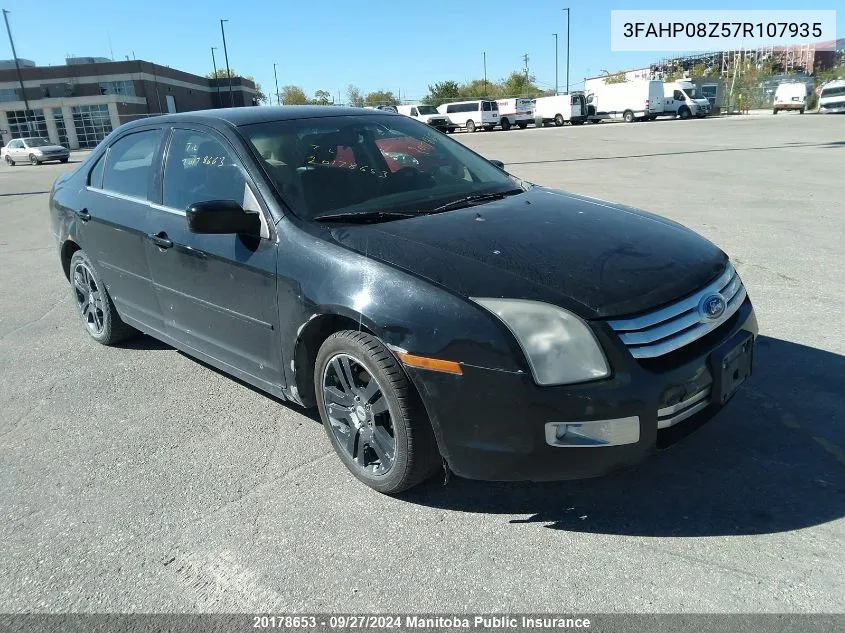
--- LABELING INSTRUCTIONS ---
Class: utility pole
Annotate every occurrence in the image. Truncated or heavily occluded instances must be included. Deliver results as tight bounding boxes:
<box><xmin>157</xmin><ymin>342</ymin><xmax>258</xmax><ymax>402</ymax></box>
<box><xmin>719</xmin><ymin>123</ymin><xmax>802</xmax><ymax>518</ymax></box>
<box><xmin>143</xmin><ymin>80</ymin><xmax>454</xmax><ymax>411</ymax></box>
<box><xmin>553</xmin><ymin>34</ymin><xmax>559</xmax><ymax>94</ymax></box>
<box><xmin>2</xmin><ymin>10</ymin><xmax>32</xmax><ymax>132</ymax></box>
<box><xmin>522</xmin><ymin>53</ymin><xmax>530</xmax><ymax>77</ymax></box>
<box><xmin>483</xmin><ymin>51</ymin><xmax>487</xmax><ymax>95</ymax></box>
<box><xmin>220</xmin><ymin>19</ymin><xmax>233</xmax><ymax>107</ymax></box>
<box><xmin>211</xmin><ymin>47</ymin><xmax>221</xmax><ymax>105</ymax></box>
<box><xmin>273</xmin><ymin>63</ymin><xmax>280</xmax><ymax>105</ymax></box>
<box><xmin>564</xmin><ymin>8</ymin><xmax>571</xmax><ymax>93</ymax></box>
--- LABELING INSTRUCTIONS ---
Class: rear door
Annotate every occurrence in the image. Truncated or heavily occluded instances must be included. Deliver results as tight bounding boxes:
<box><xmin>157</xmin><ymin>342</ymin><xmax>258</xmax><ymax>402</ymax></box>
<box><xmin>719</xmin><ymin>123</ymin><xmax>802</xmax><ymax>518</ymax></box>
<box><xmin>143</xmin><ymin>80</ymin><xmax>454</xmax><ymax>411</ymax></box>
<box><xmin>78</xmin><ymin>128</ymin><xmax>167</xmax><ymax>334</ymax></box>
<box><xmin>145</xmin><ymin>126</ymin><xmax>281</xmax><ymax>390</ymax></box>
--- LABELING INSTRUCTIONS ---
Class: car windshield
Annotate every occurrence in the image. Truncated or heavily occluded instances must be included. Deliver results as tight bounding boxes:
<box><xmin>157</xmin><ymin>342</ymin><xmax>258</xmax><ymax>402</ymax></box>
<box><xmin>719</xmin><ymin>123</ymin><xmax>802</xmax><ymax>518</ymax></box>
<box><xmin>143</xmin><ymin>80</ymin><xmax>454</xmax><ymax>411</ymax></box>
<box><xmin>416</xmin><ymin>105</ymin><xmax>438</xmax><ymax>115</ymax></box>
<box><xmin>821</xmin><ymin>86</ymin><xmax>845</xmax><ymax>98</ymax></box>
<box><xmin>242</xmin><ymin>114</ymin><xmax>522</xmax><ymax>221</ymax></box>
<box><xmin>25</xmin><ymin>137</ymin><xmax>52</xmax><ymax>147</ymax></box>
<box><xmin>683</xmin><ymin>87</ymin><xmax>698</xmax><ymax>99</ymax></box>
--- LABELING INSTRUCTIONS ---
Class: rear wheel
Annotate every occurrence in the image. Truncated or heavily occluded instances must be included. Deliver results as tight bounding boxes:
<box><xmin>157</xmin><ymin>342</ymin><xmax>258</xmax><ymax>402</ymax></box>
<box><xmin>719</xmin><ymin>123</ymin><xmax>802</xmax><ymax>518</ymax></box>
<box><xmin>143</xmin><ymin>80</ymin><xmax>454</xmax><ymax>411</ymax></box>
<box><xmin>60</xmin><ymin>157</ymin><xmax>69</xmax><ymax>163</ymax></box>
<box><xmin>623</xmin><ymin>110</ymin><xmax>635</xmax><ymax>123</ymax></box>
<box><xmin>29</xmin><ymin>153</ymin><xmax>40</xmax><ymax>166</ymax></box>
<box><xmin>799</xmin><ymin>108</ymin><xmax>805</xmax><ymax>114</ymax></box>
<box><xmin>772</xmin><ymin>108</ymin><xmax>779</xmax><ymax>115</ymax></box>
<box><xmin>5</xmin><ymin>155</ymin><xmax>14</xmax><ymax>166</ymax></box>
<box><xmin>315</xmin><ymin>331</ymin><xmax>440</xmax><ymax>494</ymax></box>
<box><xmin>69</xmin><ymin>250</ymin><xmax>137</xmax><ymax>345</ymax></box>
<box><xmin>500</xmin><ymin>118</ymin><xmax>511</xmax><ymax>131</ymax></box>
<box><xmin>465</xmin><ymin>119</ymin><xmax>476</xmax><ymax>132</ymax></box>
<box><xmin>553</xmin><ymin>114</ymin><xmax>564</xmax><ymax>126</ymax></box>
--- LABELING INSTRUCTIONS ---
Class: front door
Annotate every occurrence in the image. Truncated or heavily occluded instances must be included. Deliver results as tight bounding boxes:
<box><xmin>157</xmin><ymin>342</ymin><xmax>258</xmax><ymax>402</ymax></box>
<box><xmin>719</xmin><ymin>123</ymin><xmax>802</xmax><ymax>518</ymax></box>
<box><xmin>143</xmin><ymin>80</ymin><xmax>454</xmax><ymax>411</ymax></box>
<box><xmin>79</xmin><ymin>128</ymin><xmax>167</xmax><ymax>335</ymax></box>
<box><xmin>145</xmin><ymin>126</ymin><xmax>281</xmax><ymax>390</ymax></box>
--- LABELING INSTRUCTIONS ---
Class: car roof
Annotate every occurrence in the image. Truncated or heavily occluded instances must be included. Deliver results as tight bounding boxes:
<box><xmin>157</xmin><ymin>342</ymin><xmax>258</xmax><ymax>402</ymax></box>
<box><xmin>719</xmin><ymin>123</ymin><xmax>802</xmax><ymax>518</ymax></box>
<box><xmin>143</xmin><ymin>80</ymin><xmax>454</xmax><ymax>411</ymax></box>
<box><xmin>120</xmin><ymin>106</ymin><xmax>384</xmax><ymax>131</ymax></box>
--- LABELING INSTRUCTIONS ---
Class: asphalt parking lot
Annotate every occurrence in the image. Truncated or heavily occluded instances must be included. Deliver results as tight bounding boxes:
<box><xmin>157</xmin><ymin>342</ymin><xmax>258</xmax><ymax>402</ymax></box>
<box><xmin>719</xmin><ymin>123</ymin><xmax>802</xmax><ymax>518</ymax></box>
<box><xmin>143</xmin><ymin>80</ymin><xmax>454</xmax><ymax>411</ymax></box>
<box><xmin>1</xmin><ymin>115</ymin><xmax>843</xmax><ymax>613</ymax></box>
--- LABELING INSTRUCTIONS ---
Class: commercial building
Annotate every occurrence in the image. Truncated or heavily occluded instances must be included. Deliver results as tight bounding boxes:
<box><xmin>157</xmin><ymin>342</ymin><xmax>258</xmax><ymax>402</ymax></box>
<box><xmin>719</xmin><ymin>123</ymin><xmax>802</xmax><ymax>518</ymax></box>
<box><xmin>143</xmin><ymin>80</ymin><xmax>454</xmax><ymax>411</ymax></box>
<box><xmin>0</xmin><ymin>57</ymin><xmax>258</xmax><ymax>149</ymax></box>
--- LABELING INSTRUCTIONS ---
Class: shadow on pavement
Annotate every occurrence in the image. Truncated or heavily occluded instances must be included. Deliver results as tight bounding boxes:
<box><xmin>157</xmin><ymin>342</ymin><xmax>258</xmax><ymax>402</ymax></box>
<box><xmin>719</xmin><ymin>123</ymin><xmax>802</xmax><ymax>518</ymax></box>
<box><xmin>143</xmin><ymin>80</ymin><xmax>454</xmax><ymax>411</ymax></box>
<box><xmin>402</xmin><ymin>335</ymin><xmax>845</xmax><ymax>537</ymax></box>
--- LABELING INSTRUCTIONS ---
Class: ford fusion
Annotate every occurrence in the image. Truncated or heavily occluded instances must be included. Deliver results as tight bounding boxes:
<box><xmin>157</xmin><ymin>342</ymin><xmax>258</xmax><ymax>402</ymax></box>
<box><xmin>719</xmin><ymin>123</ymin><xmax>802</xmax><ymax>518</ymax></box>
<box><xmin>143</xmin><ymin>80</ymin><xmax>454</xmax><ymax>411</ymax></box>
<box><xmin>49</xmin><ymin>107</ymin><xmax>757</xmax><ymax>494</ymax></box>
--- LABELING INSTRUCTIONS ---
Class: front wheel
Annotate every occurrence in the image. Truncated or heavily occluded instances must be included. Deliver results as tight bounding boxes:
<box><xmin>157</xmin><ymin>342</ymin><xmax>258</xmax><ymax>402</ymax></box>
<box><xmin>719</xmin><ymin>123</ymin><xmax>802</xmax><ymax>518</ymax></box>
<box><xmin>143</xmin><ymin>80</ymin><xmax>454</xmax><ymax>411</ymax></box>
<box><xmin>500</xmin><ymin>118</ymin><xmax>511</xmax><ymax>131</ymax></box>
<box><xmin>483</xmin><ymin>125</ymin><xmax>495</xmax><ymax>131</ymax></box>
<box><xmin>315</xmin><ymin>331</ymin><xmax>440</xmax><ymax>494</ymax></box>
<box><xmin>623</xmin><ymin>110</ymin><xmax>635</xmax><ymax>123</ymax></box>
<box><xmin>517</xmin><ymin>121</ymin><xmax>528</xmax><ymax>129</ymax></box>
<box><xmin>60</xmin><ymin>157</ymin><xmax>69</xmax><ymax>163</ymax></box>
<box><xmin>465</xmin><ymin>119</ymin><xmax>476</xmax><ymax>133</ymax></box>
<box><xmin>553</xmin><ymin>114</ymin><xmax>564</xmax><ymax>126</ymax></box>
<box><xmin>69</xmin><ymin>250</ymin><xmax>137</xmax><ymax>345</ymax></box>
<box><xmin>29</xmin><ymin>154</ymin><xmax>40</xmax><ymax>166</ymax></box>
<box><xmin>678</xmin><ymin>106</ymin><xmax>691</xmax><ymax>120</ymax></box>
<box><xmin>772</xmin><ymin>108</ymin><xmax>779</xmax><ymax>115</ymax></box>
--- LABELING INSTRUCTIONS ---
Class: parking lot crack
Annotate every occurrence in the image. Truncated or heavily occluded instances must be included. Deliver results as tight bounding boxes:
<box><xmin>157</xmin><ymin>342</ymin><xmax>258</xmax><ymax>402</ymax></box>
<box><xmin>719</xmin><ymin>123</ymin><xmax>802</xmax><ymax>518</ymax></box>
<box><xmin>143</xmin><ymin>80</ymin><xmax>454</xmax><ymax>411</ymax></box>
<box><xmin>0</xmin><ymin>297</ymin><xmax>65</xmax><ymax>341</ymax></box>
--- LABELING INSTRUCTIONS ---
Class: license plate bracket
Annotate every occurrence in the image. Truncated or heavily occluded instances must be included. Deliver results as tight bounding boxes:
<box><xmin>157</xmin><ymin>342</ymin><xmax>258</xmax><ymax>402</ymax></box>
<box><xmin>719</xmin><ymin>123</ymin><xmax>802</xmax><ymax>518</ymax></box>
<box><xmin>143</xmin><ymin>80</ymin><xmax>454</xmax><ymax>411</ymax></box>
<box><xmin>709</xmin><ymin>331</ymin><xmax>754</xmax><ymax>406</ymax></box>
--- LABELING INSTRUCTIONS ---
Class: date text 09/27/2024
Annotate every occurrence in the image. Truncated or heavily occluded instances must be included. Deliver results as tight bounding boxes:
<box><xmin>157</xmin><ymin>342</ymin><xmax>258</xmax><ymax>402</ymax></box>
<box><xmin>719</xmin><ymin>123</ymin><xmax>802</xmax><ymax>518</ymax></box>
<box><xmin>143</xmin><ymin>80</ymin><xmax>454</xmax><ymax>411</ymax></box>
<box><xmin>252</xmin><ymin>615</ymin><xmax>592</xmax><ymax>629</ymax></box>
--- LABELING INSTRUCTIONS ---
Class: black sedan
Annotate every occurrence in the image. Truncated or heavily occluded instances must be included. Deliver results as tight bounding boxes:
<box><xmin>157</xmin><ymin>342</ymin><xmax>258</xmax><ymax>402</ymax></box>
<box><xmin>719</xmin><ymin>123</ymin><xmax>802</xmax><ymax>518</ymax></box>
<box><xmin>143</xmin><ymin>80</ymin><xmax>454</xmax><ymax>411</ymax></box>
<box><xmin>49</xmin><ymin>106</ymin><xmax>757</xmax><ymax>494</ymax></box>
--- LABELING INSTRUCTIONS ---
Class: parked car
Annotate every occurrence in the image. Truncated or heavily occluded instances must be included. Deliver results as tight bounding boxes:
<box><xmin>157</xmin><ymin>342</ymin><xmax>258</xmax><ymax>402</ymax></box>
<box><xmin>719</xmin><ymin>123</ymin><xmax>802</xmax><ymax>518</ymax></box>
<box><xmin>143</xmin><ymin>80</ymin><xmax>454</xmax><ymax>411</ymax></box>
<box><xmin>50</xmin><ymin>106</ymin><xmax>757</xmax><ymax>494</ymax></box>
<box><xmin>396</xmin><ymin>104</ymin><xmax>456</xmax><ymax>133</ymax></box>
<box><xmin>773</xmin><ymin>82</ymin><xmax>808</xmax><ymax>114</ymax></box>
<box><xmin>3</xmin><ymin>137</ymin><xmax>70</xmax><ymax>165</ymax></box>
<box><xmin>437</xmin><ymin>100</ymin><xmax>499</xmax><ymax>132</ymax></box>
<box><xmin>817</xmin><ymin>80</ymin><xmax>845</xmax><ymax>114</ymax></box>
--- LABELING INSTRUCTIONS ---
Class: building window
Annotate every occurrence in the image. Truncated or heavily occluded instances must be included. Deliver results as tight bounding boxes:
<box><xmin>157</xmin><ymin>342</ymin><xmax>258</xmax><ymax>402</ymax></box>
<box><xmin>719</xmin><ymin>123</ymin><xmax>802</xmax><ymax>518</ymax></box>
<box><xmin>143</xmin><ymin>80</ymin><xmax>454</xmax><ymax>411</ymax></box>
<box><xmin>6</xmin><ymin>109</ymin><xmax>48</xmax><ymax>139</ymax></box>
<box><xmin>41</xmin><ymin>83</ymin><xmax>74</xmax><ymax>98</ymax></box>
<box><xmin>72</xmin><ymin>104</ymin><xmax>113</xmax><ymax>148</ymax></box>
<box><xmin>0</xmin><ymin>88</ymin><xmax>19</xmax><ymax>103</ymax></box>
<box><xmin>99</xmin><ymin>81</ymin><xmax>136</xmax><ymax>97</ymax></box>
<box><xmin>52</xmin><ymin>108</ymin><xmax>69</xmax><ymax>147</ymax></box>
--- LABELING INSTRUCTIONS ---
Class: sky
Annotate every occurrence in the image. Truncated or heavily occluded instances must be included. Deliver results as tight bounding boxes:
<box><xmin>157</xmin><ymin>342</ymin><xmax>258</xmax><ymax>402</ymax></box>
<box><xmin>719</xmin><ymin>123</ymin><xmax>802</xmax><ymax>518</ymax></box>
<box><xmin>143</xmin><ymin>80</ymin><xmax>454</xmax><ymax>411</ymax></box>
<box><xmin>2</xmin><ymin>1</ymin><xmax>842</xmax><ymax>103</ymax></box>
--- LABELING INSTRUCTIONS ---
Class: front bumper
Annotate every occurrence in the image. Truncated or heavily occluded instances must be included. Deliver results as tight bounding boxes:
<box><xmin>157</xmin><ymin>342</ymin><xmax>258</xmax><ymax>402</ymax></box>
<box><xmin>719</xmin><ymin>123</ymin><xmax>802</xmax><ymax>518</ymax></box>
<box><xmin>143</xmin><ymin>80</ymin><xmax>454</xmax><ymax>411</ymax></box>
<box><xmin>36</xmin><ymin>151</ymin><xmax>70</xmax><ymax>161</ymax></box>
<box><xmin>408</xmin><ymin>298</ymin><xmax>758</xmax><ymax>481</ymax></box>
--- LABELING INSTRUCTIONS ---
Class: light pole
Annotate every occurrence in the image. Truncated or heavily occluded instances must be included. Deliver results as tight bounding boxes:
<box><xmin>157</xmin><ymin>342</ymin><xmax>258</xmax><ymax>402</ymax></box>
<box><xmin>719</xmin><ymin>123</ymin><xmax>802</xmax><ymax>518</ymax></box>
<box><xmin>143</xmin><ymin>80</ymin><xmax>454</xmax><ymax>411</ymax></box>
<box><xmin>220</xmin><ymin>19</ymin><xmax>233</xmax><ymax>107</ymax></box>
<box><xmin>2</xmin><ymin>10</ymin><xmax>32</xmax><ymax>132</ymax></box>
<box><xmin>553</xmin><ymin>33</ymin><xmax>559</xmax><ymax>95</ymax></box>
<box><xmin>563</xmin><ymin>8</ymin><xmax>571</xmax><ymax>93</ymax></box>
<box><xmin>273</xmin><ymin>63</ymin><xmax>280</xmax><ymax>105</ymax></box>
<box><xmin>483</xmin><ymin>51</ymin><xmax>487</xmax><ymax>95</ymax></box>
<box><xmin>211</xmin><ymin>47</ymin><xmax>221</xmax><ymax>105</ymax></box>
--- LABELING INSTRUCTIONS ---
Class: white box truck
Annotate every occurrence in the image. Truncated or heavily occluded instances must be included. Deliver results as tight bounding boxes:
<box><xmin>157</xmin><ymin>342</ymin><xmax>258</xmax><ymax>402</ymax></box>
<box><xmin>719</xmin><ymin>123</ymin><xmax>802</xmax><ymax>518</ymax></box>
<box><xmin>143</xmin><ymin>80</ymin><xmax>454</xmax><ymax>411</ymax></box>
<box><xmin>660</xmin><ymin>81</ymin><xmax>711</xmax><ymax>119</ymax></box>
<box><xmin>495</xmin><ymin>98</ymin><xmax>534</xmax><ymax>130</ymax></box>
<box><xmin>583</xmin><ymin>79</ymin><xmax>664</xmax><ymax>123</ymax></box>
<box><xmin>532</xmin><ymin>94</ymin><xmax>588</xmax><ymax>126</ymax></box>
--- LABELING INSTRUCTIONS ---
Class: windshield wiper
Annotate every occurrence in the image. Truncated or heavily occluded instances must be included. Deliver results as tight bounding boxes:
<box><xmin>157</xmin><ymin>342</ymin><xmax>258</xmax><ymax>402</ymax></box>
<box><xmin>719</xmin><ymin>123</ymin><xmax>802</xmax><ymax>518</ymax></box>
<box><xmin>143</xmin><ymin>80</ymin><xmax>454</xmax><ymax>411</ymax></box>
<box><xmin>428</xmin><ymin>188</ymin><xmax>524</xmax><ymax>214</ymax></box>
<box><xmin>312</xmin><ymin>210</ymin><xmax>419</xmax><ymax>223</ymax></box>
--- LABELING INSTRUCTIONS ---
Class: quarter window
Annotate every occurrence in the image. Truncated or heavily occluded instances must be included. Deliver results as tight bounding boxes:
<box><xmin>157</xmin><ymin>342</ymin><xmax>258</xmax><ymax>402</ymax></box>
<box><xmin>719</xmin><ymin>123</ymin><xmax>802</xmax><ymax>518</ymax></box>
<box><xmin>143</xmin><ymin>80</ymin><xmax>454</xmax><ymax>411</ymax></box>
<box><xmin>88</xmin><ymin>155</ymin><xmax>105</xmax><ymax>188</ymax></box>
<box><xmin>102</xmin><ymin>130</ymin><xmax>162</xmax><ymax>199</ymax></box>
<box><xmin>163</xmin><ymin>130</ymin><xmax>247</xmax><ymax>211</ymax></box>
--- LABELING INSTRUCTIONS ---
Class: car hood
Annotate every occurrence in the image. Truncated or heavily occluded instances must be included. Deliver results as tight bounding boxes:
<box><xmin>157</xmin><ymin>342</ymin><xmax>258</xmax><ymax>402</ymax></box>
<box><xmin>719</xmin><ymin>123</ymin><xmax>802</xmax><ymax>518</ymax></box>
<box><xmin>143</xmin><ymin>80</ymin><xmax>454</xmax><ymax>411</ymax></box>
<box><xmin>33</xmin><ymin>145</ymin><xmax>68</xmax><ymax>152</ymax></box>
<box><xmin>328</xmin><ymin>187</ymin><xmax>727</xmax><ymax>319</ymax></box>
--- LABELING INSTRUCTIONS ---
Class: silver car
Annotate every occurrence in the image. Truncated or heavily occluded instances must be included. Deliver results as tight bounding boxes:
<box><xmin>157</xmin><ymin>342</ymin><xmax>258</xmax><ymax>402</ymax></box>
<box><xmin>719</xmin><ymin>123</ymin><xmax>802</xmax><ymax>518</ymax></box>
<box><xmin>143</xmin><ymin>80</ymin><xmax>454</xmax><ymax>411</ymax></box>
<box><xmin>2</xmin><ymin>137</ymin><xmax>70</xmax><ymax>166</ymax></box>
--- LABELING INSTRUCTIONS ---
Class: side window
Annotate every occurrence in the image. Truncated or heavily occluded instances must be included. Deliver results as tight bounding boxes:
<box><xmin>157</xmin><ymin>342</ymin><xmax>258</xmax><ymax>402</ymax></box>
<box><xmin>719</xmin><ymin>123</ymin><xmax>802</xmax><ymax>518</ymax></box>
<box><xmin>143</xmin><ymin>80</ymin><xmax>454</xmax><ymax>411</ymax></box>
<box><xmin>446</xmin><ymin>104</ymin><xmax>456</xmax><ymax>114</ymax></box>
<box><xmin>491</xmin><ymin>102</ymin><xmax>498</xmax><ymax>111</ymax></box>
<box><xmin>482</xmin><ymin>101</ymin><xmax>490</xmax><ymax>111</ymax></box>
<box><xmin>88</xmin><ymin>154</ymin><xmax>105</xmax><ymax>188</ymax></box>
<box><xmin>673</xmin><ymin>90</ymin><xmax>684</xmax><ymax>100</ymax></box>
<box><xmin>102</xmin><ymin>129</ymin><xmax>162</xmax><ymax>199</ymax></box>
<box><xmin>163</xmin><ymin>129</ymin><xmax>247</xmax><ymax>212</ymax></box>
<box><xmin>410</xmin><ymin>107</ymin><xmax>418</xmax><ymax>117</ymax></box>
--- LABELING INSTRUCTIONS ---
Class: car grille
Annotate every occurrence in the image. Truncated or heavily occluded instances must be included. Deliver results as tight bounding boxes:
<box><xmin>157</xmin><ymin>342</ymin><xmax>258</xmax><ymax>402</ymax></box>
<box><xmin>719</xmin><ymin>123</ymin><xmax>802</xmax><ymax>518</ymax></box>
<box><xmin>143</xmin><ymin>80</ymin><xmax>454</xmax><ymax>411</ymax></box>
<box><xmin>606</xmin><ymin>263</ymin><xmax>746</xmax><ymax>359</ymax></box>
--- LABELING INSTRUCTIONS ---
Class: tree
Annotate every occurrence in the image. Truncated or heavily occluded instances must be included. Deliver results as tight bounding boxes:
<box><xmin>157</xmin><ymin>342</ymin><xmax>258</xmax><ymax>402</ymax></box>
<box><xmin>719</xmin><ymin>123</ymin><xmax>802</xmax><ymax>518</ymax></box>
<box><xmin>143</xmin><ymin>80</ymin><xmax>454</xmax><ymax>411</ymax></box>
<box><xmin>423</xmin><ymin>80</ymin><xmax>461</xmax><ymax>105</ymax></box>
<box><xmin>206</xmin><ymin>69</ymin><xmax>267</xmax><ymax>104</ymax></box>
<box><xmin>364</xmin><ymin>90</ymin><xmax>398</xmax><ymax>107</ymax></box>
<box><xmin>280</xmin><ymin>84</ymin><xmax>309</xmax><ymax>105</ymax></box>
<box><xmin>499</xmin><ymin>71</ymin><xmax>540</xmax><ymax>97</ymax></box>
<box><xmin>313</xmin><ymin>89</ymin><xmax>333</xmax><ymax>105</ymax></box>
<box><xmin>346</xmin><ymin>84</ymin><xmax>364</xmax><ymax>107</ymax></box>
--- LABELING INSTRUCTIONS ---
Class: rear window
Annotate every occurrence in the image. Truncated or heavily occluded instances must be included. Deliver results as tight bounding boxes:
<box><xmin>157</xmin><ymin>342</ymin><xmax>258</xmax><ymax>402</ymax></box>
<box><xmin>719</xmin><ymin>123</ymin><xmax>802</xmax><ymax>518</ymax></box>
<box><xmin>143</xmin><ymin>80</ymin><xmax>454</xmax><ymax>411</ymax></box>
<box><xmin>102</xmin><ymin>129</ymin><xmax>162</xmax><ymax>199</ymax></box>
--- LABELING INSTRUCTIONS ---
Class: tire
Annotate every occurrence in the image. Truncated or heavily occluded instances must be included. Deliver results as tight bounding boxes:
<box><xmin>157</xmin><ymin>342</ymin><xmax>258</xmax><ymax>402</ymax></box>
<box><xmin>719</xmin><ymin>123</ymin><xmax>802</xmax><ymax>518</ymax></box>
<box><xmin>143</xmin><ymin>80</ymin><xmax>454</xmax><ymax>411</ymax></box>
<box><xmin>483</xmin><ymin>125</ymin><xmax>495</xmax><ymax>131</ymax></box>
<box><xmin>315</xmin><ymin>331</ymin><xmax>440</xmax><ymax>494</ymax></box>
<box><xmin>517</xmin><ymin>121</ymin><xmax>528</xmax><ymax>129</ymax></box>
<box><xmin>553</xmin><ymin>114</ymin><xmax>564</xmax><ymax>126</ymax></box>
<box><xmin>799</xmin><ymin>108</ymin><xmax>805</xmax><ymax>114</ymax></box>
<box><xmin>571</xmin><ymin>120</ymin><xmax>584</xmax><ymax>126</ymax></box>
<box><xmin>500</xmin><ymin>118</ymin><xmax>511</xmax><ymax>131</ymax></box>
<box><xmin>69</xmin><ymin>250</ymin><xmax>137</xmax><ymax>345</ymax></box>
<box><xmin>29</xmin><ymin>153</ymin><xmax>41</xmax><ymax>166</ymax></box>
<box><xmin>465</xmin><ymin>119</ymin><xmax>476</xmax><ymax>133</ymax></box>
<box><xmin>678</xmin><ymin>106</ymin><xmax>691</xmax><ymax>120</ymax></box>
<box><xmin>772</xmin><ymin>108</ymin><xmax>778</xmax><ymax>115</ymax></box>
<box><xmin>60</xmin><ymin>157</ymin><xmax>69</xmax><ymax>163</ymax></box>
<box><xmin>5</xmin><ymin>155</ymin><xmax>14</xmax><ymax>166</ymax></box>
<box><xmin>623</xmin><ymin>110</ymin><xmax>635</xmax><ymax>123</ymax></box>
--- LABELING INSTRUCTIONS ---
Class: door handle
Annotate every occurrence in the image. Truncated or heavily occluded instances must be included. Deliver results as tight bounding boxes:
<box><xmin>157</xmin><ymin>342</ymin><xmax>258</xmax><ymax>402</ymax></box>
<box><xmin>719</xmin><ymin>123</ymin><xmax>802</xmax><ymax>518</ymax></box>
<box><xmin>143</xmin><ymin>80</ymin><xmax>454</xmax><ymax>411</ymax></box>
<box><xmin>148</xmin><ymin>232</ymin><xmax>173</xmax><ymax>249</ymax></box>
<box><xmin>74</xmin><ymin>208</ymin><xmax>91</xmax><ymax>222</ymax></box>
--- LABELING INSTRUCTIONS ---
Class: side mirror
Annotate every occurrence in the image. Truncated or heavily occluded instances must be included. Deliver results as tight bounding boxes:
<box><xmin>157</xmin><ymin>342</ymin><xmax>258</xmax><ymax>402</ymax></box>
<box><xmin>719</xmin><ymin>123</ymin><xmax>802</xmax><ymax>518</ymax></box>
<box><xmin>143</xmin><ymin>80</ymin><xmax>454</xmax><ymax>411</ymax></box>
<box><xmin>186</xmin><ymin>200</ymin><xmax>260</xmax><ymax>236</ymax></box>
<box><xmin>489</xmin><ymin>159</ymin><xmax>505</xmax><ymax>170</ymax></box>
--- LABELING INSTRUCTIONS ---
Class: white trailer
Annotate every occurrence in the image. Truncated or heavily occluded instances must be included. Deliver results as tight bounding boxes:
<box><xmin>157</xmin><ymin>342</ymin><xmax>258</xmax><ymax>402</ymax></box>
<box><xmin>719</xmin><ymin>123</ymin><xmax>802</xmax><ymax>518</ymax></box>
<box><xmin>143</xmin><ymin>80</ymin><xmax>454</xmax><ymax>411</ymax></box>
<box><xmin>660</xmin><ymin>81</ymin><xmax>711</xmax><ymax>119</ymax></box>
<box><xmin>583</xmin><ymin>79</ymin><xmax>664</xmax><ymax>123</ymax></box>
<box><xmin>532</xmin><ymin>94</ymin><xmax>588</xmax><ymax>126</ymax></box>
<box><xmin>495</xmin><ymin>98</ymin><xmax>534</xmax><ymax>130</ymax></box>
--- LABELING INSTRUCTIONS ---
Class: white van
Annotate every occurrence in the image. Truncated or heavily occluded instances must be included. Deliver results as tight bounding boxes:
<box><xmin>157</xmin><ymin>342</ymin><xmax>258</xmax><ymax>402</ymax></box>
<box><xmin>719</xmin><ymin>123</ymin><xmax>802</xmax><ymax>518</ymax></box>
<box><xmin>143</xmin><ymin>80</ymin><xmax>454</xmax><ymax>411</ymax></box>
<box><xmin>773</xmin><ymin>82</ymin><xmax>808</xmax><ymax>114</ymax></box>
<box><xmin>583</xmin><ymin>79</ymin><xmax>664</xmax><ymax>122</ymax></box>
<box><xmin>661</xmin><ymin>81</ymin><xmax>711</xmax><ymax>119</ymax></box>
<box><xmin>396</xmin><ymin>104</ymin><xmax>456</xmax><ymax>132</ymax></box>
<box><xmin>818</xmin><ymin>80</ymin><xmax>845</xmax><ymax>114</ymax></box>
<box><xmin>495</xmin><ymin>98</ymin><xmax>533</xmax><ymax>130</ymax></box>
<box><xmin>437</xmin><ymin>100</ymin><xmax>499</xmax><ymax>132</ymax></box>
<box><xmin>533</xmin><ymin>94</ymin><xmax>588</xmax><ymax>126</ymax></box>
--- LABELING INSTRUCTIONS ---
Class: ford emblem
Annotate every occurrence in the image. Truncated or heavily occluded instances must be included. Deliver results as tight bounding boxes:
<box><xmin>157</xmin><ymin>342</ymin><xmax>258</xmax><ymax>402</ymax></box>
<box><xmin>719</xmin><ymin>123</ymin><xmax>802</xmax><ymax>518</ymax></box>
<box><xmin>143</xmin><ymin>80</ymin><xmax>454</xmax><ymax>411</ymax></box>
<box><xmin>699</xmin><ymin>293</ymin><xmax>727</xmax><ymax>321</ymax></box>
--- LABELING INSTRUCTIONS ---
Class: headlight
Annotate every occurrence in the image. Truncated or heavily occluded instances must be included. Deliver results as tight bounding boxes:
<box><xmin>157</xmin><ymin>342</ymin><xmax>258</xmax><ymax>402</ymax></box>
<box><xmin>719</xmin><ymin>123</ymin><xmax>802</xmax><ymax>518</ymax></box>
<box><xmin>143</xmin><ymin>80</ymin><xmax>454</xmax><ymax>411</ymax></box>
<box><xmin>472</xmin><ymin>298</ymin><xmax>610</xmax><ymax>386</ymax></box>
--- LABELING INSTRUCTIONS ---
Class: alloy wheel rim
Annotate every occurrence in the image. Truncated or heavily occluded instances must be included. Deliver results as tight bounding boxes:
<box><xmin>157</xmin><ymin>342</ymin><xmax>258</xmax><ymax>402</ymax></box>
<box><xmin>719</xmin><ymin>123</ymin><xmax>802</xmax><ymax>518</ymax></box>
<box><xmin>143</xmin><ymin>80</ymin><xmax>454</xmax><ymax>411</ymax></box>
<box><xmin>72</xmin><ymin>262</ymin><xmax>105</xmax><ymax>335</ymax></box>
<box><xmin>322</xmin><ymin>353</ymin><xmax>396</xmax><ymax>476</ymax></box>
